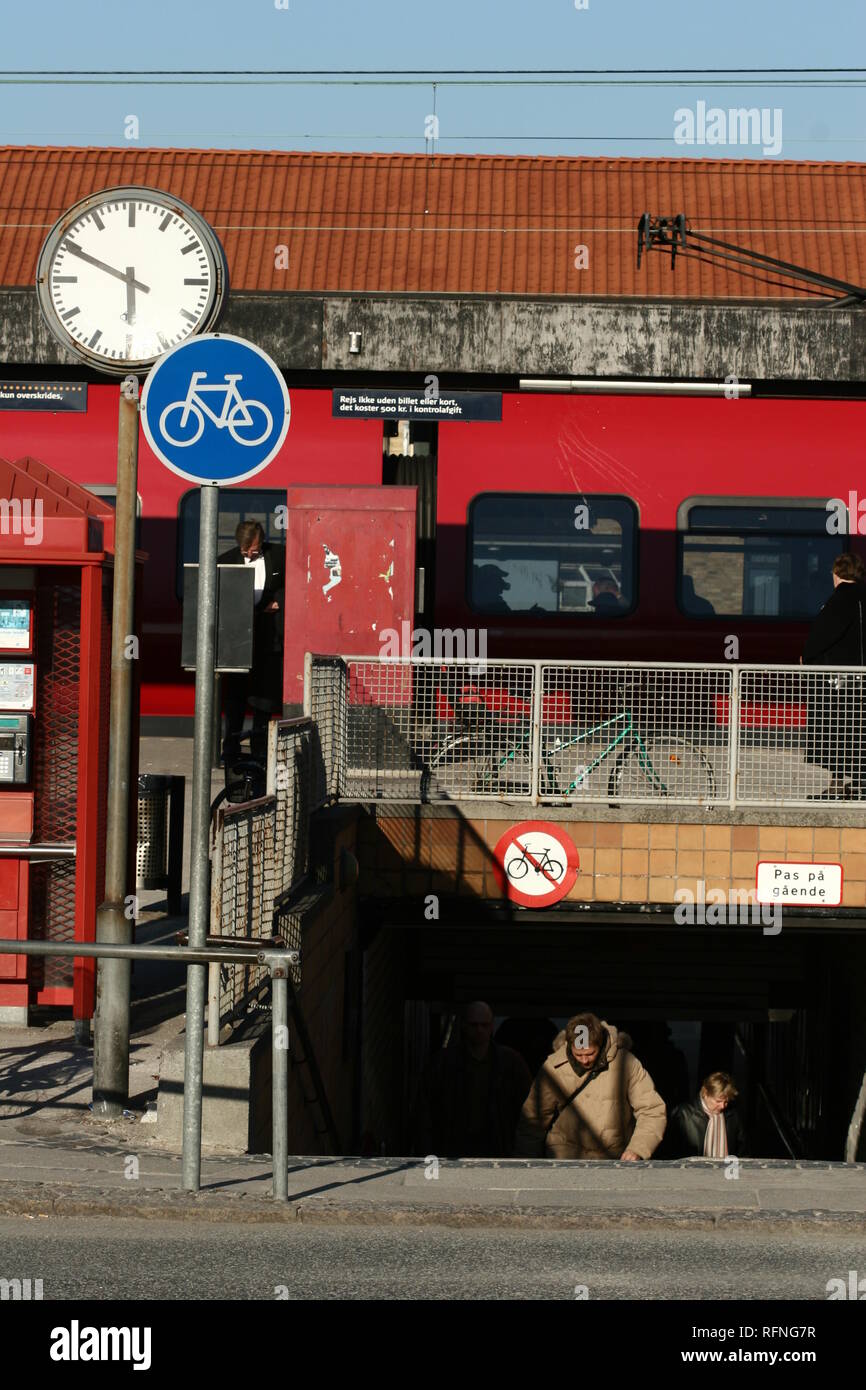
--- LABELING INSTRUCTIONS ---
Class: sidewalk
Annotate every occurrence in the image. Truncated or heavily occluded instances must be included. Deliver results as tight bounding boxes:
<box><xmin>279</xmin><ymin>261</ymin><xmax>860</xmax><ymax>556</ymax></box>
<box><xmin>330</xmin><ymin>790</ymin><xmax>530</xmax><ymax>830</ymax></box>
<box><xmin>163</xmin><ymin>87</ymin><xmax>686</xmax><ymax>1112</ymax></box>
<box><xmin>2</xmin><ymin>1011</ymin><xmax>865</xmax><ymax>1228</ymax></box>
<box><xmin>0</xmin><ymin>1117</ymin><xmax>864</xmax><ymax>1228</ymax></box>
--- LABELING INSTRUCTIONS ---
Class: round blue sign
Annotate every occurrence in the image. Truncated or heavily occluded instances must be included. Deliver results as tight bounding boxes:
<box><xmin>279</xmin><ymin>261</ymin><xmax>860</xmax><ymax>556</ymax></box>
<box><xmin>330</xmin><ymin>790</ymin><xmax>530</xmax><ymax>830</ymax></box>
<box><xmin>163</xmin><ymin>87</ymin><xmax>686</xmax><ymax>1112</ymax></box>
<box><xmin>140</xmin><ymin>333</ymin><xmax>290</xmax><ymax>484</ymax></box>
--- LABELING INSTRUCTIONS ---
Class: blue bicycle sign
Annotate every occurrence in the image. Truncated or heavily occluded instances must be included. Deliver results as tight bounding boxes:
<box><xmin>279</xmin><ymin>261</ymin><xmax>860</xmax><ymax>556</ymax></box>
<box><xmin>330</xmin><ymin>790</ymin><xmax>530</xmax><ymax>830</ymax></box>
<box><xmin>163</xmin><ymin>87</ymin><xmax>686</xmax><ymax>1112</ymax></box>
<box><xmin>141</xmin><ymin>333</ymin><xmax>290</xmax><ymax>484</ymax></box>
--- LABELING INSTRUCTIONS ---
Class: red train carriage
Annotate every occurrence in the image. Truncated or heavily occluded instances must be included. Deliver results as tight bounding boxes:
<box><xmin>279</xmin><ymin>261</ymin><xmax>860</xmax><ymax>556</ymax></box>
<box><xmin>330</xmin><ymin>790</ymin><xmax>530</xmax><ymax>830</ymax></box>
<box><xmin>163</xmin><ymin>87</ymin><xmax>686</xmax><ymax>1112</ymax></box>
<box><xmin>1</xmin><ymin>386</ymin><xmax>863</xmax><ymax>720</ymax></box>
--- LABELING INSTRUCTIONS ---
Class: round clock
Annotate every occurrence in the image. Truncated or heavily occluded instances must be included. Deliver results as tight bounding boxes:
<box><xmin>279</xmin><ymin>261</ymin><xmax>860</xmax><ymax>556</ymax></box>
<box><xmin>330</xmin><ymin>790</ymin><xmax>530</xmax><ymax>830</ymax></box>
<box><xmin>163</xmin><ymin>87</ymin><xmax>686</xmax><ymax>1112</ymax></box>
<box><xmin>36</xmin><ymin>185</ymin><xmax>229</xmax><ymax>374</ymax></box>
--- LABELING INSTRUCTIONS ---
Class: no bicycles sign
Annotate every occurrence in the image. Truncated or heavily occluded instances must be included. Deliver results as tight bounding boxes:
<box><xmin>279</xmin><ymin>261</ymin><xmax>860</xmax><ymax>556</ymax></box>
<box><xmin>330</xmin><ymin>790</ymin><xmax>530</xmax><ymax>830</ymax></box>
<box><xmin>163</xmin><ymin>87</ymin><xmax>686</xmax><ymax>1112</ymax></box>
<box><xmin>491</xmin><ymin>821</ymin><xmax>579</xmax><ymax>908</ymax></box>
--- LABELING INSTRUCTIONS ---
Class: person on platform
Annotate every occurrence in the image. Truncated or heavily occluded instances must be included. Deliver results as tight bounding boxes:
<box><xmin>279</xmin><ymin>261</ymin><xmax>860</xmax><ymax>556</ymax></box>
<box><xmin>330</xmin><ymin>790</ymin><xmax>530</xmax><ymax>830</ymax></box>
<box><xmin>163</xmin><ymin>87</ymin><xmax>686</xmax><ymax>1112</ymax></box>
<box><xmin>667</xmin><ymin>1071</ymin><xmax>748</xmax><ymax>1158</ymax></box>
<box><xmin>218</xmin><ymin>520</ymin><xmax>286</xmax><ymax>766</ymax></box>
<box><xmin>514</xmin><ymin>1012</ymin><xmax>666</xmax><ymax>1160</ymax></box>
<box><xmin>802</xmin><ymin>551</ymin><xmax>866</xmax><ymax>799</ymax></box>
<box><xmin>412</xmin><ymin>1000</ymin><xmax>532</xmax><ymax>1158</ymax></box>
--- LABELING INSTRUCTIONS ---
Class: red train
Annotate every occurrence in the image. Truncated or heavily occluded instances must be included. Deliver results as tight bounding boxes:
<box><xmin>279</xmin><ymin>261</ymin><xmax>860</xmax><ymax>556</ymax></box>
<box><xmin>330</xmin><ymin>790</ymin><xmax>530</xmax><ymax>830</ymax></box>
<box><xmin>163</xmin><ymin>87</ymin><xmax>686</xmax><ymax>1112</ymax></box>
<box><xmin>2</xmin><ymin>385</ymin><xmax>864</xmax><ymax>721</ymax></box>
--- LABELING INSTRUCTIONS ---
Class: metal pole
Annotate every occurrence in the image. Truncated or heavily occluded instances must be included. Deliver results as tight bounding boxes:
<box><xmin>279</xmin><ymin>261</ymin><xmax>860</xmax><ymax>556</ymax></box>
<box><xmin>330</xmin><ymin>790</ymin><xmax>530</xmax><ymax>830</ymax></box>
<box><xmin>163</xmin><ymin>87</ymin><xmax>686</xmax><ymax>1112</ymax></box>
<box><xmin>272</xmin><ymin>968</ymin><xmax>289</xmax><ymax>1201</ymax></box>
<box><xmin>93</xmin><ymin>375</ymin><xmax>140</xmax><ymax>1118</ymax></box>
<box><xmin>182</xmin><ymin>483</ymin><xmax>219</xmax><ymax>1191</ymax></box>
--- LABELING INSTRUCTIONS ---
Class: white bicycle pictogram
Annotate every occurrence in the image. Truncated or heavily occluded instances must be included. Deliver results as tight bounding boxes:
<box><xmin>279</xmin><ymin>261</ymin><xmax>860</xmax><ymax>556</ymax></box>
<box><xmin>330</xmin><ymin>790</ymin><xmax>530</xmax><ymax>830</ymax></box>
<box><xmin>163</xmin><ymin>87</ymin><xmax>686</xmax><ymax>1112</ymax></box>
<box><xmin>159</xmin><ymin>371</ymin><xmax>273</xmax><ymax>447</ymax></box>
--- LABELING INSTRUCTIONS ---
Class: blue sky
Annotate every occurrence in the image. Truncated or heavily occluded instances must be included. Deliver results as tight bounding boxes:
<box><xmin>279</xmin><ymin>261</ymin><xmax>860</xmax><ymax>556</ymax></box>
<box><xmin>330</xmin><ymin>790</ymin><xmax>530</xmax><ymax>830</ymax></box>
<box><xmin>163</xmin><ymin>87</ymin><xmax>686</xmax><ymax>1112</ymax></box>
<box><xmin>0</xmin><ymin>0</ymin><xmax>863</xmax><ymax>159</ymax></box>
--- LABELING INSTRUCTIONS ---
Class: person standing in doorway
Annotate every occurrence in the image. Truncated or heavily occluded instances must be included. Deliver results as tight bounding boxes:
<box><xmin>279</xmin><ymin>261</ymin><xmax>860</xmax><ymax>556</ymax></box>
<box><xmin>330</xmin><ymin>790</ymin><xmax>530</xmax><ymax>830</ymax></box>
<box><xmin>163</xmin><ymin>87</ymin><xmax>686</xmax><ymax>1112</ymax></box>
<box><xmin>803</xmin><ymin>551</ymin><xmax>866</xmax><ymax>799</ymax></box>
<box><xmin>667</xmin><ymin>1071</ymin><xmax>748</xmax><ymax>1157</ymax></box>
<box><xmin>514</xmin><ymin>1012</ymin><xmax>666</xmax><ymax>1160</ymax></box>
<box><xmin>219</xmin><ymin>520</ymin><xmax>286</xmax><ymax>765</ymax></box>
<box><xmin>412</xmin><ymin>1001</ymin><xmax>532</xmax><ymax>1158</ymax></box>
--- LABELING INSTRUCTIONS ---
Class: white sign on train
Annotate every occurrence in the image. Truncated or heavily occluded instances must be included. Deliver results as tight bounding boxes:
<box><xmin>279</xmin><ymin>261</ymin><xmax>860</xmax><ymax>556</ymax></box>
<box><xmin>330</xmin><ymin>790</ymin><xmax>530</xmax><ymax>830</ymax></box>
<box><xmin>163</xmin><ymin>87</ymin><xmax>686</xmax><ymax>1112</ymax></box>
<box><xmin>755</xmin><ymin>861</ymin><xmax>843</xmax><ymax>907</ymax></box>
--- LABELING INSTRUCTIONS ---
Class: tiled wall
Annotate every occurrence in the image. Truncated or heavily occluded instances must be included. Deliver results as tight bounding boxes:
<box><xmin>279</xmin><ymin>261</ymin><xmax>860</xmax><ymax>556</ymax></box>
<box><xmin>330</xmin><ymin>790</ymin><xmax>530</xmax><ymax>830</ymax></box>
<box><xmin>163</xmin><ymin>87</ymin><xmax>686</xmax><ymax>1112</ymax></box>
<box><xmin>358</xmin><ymin>812</ymin><xmax>866</xmax><ymax>910</ymax></box>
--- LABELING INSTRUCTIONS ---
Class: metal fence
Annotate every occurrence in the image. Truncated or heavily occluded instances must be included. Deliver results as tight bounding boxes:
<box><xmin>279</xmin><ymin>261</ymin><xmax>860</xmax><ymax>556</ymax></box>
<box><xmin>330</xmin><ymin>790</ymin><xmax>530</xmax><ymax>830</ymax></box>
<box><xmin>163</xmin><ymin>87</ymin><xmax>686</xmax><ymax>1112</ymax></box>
<box><xmin>208</xmin><ymin>718</ymin><xmax>316</xmax><ymax>1042</ymax></box>
<box><xmin>307</xmin><ymin>655</ymin><xmax>866</xmax><ymax>810</ymax></box>
<box><xmin>304</xmin><ymin>653</ymin><xmax>346</xmax><ymax>805</ymax></box>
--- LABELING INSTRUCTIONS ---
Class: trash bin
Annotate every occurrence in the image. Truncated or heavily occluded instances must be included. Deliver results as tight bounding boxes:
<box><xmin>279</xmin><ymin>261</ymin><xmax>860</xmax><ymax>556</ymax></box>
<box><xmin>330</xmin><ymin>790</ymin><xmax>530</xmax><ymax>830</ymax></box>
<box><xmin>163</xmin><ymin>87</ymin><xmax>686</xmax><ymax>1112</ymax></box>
<box><xmin>136</xmin><ymin>773</ymin><xmax>185</xmax><ymax>913</ymax></box>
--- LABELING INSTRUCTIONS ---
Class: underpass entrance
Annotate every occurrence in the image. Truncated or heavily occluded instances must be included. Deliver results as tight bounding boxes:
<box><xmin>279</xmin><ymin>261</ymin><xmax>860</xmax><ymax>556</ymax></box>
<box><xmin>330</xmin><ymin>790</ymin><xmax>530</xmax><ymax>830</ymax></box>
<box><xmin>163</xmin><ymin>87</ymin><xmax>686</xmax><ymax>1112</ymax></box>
<box><xmin>356</xmin><ymin>909</ymin><xmax>866</xmax><ymax>1163</ymax></box>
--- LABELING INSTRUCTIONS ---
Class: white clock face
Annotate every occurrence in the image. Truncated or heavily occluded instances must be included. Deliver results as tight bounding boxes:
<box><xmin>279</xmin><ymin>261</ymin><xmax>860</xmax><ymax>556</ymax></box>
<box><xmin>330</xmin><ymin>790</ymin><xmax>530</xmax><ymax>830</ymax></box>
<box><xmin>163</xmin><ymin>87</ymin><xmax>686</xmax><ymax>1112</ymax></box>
<box><xmin>42</xmin><ymin>192</ymin><xmax>223</xmax><ymax>368</ymax></box>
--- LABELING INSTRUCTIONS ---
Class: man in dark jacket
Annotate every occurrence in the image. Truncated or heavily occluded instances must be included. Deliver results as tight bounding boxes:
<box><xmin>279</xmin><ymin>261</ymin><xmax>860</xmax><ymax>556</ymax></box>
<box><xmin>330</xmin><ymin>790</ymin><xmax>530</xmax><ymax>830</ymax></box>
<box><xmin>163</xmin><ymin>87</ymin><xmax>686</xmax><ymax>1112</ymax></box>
<box><xmin>667</xmin><ymin>1071</ymin><xmax>748</xmax><ymax>1158</ymax></box>
<box><xmin>219</xmin><ymin>520</ymin><xmax>286</xmax><ymax>765</ymax></box>
<box><xmin>412</xmin><ymin>1001</ymin><xmax>532</xmax><ymax>1158</ymax></box>
<box><xmin>803</xmin><ymin>552</ymin><xmax>866</xmax><ymax>798</ymax></box>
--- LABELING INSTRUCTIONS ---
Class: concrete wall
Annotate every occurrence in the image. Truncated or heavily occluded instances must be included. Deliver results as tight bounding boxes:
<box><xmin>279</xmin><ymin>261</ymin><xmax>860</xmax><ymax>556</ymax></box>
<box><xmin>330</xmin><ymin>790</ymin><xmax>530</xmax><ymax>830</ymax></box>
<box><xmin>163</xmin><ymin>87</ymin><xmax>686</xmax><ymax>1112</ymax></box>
<box><xmin>3</xmin><ymin>287</ymin><xmax>866</xmax><ymax>381</ymax></box>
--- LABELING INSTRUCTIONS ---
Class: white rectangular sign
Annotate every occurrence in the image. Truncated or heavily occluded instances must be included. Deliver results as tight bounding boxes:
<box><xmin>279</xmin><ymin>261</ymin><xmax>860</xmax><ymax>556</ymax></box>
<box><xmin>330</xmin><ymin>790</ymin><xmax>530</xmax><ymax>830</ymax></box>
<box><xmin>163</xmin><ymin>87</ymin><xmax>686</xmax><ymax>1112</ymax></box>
<box><xmin>755</xmin><ymin>861</ymin><xmax>843</xmax><ymax>907</ymax></box>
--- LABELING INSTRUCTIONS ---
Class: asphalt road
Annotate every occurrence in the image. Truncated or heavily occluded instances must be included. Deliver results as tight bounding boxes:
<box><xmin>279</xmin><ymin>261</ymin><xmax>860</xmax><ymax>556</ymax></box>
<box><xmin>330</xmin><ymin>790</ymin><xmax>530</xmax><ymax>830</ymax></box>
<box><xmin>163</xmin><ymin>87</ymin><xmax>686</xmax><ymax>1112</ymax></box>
<box><xmin>1</xmin><ymin>1216</ymin><xmax>864</xmax><ymax>1301</ymax></box>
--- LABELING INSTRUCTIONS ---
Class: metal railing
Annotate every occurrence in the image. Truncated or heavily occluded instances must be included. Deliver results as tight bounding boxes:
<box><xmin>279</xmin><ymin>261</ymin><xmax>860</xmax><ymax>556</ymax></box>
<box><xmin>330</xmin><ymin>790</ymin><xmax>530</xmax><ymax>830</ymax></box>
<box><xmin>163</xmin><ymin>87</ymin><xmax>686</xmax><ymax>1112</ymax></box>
<box><xmin>304</xmin><ymin>653</ymin><xmax>346</xmax><ymax>805</ymax></box>
<box><xmin>307</xmin><ymin>654</ymin><xmax>866</xmax><ymax>811</ymax></box>
<box><xmin>208</xmin><ymin>718</ymin><xmax>315</xmax><ymax>1043</ymax></box>
<box><xmin>0</xmin><ymin>937</ymin><xmax>298</xmax><ymax>1199</ymax></box>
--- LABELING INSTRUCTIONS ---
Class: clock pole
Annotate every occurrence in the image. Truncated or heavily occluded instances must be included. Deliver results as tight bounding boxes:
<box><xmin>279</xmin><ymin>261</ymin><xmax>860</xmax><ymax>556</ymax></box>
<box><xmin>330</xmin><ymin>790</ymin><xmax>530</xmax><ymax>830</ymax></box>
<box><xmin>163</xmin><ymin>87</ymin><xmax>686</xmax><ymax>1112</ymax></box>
<box><xmin>92</xmin><ymin>374</ymin><xmax>140</xmax><ymax>1117</ymax></box>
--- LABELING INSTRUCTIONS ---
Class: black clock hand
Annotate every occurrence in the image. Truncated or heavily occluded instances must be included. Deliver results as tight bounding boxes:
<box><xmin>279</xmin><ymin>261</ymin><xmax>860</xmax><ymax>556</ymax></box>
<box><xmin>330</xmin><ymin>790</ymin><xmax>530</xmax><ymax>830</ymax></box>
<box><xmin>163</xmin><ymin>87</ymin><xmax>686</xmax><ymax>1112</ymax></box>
<box><xmin>63</xmin><ymin>241</ymin><xmax>150</xmax><ymax>293</ymax></box>
<box><xmin>126</xmin><ymin>267</ymin><xmax>136</xmax><ymax>325</ymax></box>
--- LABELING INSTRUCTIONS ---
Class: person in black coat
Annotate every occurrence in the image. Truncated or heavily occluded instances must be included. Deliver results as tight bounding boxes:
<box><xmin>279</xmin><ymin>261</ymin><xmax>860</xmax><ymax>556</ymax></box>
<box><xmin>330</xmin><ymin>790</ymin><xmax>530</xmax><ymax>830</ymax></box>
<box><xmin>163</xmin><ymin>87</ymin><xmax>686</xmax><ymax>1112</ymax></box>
<box><xmin>667</xmin><ymin>1071</ymin><xmax>748</xmax><ymax>1158</ymax></box>
<box><xmin>802</xmin><ymin>552</ymin><xmax>866</xmax><ymax>799</ymax></box>
<box><xmin>219</xmin><ymin>520</ymin><xmax>286</xmax><ymax>764</ymax></box>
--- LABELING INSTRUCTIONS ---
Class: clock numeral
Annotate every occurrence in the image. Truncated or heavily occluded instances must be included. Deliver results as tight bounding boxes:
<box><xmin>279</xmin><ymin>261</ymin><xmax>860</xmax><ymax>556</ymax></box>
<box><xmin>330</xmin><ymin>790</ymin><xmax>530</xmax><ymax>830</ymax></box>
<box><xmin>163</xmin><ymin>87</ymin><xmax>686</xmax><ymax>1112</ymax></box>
<box><xmin>88</xmin><ymin>329</ymin><xmax>103</xmax><ymax>348</ymax></box>
<box><xmin>53</xmin><ymin>276</ymin><xmax>78</xmax><ymax>283</ymax></box>
<box><xmin>184</xmin><ymin>278</ymin><xmax>208</xmax><ymax>285</ymax></box>
<box><xmin>181</xmin><ymin>241</ymin><xmax>201</xmax><ymax>255</ymax></box>
<box><xmin>91</xmin><ymin>211</ymin><xmax>105</xmax><ymax>231</ymax></box>
<box><xmin>180</xmin><ymin>310</ymin><xmax>198</xmax><ymax>323</ymax></box>
<box><xmin>128</xmin><ymin>203</ymin><xmax>136</xmax><ymax>227</ymax></box>
<box><xmin>61</xmin><ymin>306</ymin><xmax>80</xmax><ymax>321</ymax></box>
<box><xmin>159</xmin><ymin>213</ymin><xmax>173</xmax><ymax>232</ymax></box>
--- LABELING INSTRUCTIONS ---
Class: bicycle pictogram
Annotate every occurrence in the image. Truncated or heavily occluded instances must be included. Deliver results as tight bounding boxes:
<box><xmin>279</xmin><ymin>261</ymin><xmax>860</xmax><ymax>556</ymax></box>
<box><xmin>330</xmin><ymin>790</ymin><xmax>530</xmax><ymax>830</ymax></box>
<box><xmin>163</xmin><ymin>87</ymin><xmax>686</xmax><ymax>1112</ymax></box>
<box><xmin>505</xmin><ymin>843</ymin><xmax>564</xmax><ymax>882</ymax></box>
<box><xmin>159</xmin><ymin>371</ymin><xmax>273</xmax><ymax>448</ymax></box>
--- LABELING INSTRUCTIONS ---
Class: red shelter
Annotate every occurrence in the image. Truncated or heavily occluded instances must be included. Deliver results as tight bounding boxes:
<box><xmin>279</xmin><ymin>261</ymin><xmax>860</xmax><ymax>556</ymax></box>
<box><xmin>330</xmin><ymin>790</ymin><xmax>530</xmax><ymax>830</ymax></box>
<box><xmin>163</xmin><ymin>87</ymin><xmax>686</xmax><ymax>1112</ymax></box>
<box><xmin>0</xmin><ymin>456</ymin><xmax>139</xmax><ymax>1022</ymax></box>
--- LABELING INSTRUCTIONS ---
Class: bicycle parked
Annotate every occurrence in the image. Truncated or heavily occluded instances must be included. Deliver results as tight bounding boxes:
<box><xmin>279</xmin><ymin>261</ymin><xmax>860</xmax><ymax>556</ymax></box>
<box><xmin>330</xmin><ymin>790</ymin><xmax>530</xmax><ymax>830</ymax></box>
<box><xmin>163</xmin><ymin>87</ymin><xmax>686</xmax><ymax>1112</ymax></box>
<box><xmin>424</xmin><ymin>680</ymin><xmax>715</xmax><ymax>801</ymax></box>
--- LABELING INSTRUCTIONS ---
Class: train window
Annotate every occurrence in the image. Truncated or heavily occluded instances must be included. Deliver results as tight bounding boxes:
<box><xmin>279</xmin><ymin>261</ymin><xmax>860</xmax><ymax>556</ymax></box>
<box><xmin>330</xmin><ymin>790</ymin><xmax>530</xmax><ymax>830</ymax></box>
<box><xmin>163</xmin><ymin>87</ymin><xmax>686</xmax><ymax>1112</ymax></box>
<box><xmin>468</xmin><ymin>494</ymin><xmax>637</xmax><ymax>616</ymax></box>
<box><xmin>176</xmin><ymin>489</ymin><xmax>285</xmax><ymax>599</ymax></box>
<box><xmin>677</xmin><ymin>498</ymin><xmax>844</xmax><ymax>619</ymax></box>
<box><xmin>84</xmin><ymin>485</ymin><xmax>142</xmax><ymax>516</ymax></box>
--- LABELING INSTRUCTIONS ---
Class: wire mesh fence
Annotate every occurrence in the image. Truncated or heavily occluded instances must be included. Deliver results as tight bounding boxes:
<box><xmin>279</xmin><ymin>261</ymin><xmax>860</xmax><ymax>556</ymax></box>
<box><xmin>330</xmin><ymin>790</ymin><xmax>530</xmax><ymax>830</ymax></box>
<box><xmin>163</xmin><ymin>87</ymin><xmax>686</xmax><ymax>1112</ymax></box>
<box><xmin>305</xmin><ymin>655</ymin><xmax>346</xmax><ymax>806</ymax></box>
<box><xmin>340</xmin><ymin>658</ymin><xmax>538</xmax><ymax>801</ymax></box>
<box><xmin>308</xmin><ymin>654</ymin><xmax>866</xmax><ymax>809</ymax></box>
<box><xmin>210</xmin><ymin>797</ymin><xmax>277</xmax><ymax>1032</ymax></box>
<box><xmin>270</xmin><ymin>718</ymin><xmax>314</xmax><ymax>900</ymax></box>
<box><xmin>736</xmin><ymin>665</ymin><xmax>866</xmax><ymax>805</ymax></box>
<box><xmin>540</xmin><ymin>662</ymin><xmax>731</xmax><ymax>804</ymax></box>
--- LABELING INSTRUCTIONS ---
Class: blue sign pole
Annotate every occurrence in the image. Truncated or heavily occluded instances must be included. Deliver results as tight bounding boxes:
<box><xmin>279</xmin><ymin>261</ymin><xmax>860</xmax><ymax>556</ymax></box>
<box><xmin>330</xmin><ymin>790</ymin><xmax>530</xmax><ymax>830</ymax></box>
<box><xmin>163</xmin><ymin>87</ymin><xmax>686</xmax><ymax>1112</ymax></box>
<box><xmin>142</xmin><ymin>334</ymin><xmax>290</xmax><ymax>1192</ymax></box>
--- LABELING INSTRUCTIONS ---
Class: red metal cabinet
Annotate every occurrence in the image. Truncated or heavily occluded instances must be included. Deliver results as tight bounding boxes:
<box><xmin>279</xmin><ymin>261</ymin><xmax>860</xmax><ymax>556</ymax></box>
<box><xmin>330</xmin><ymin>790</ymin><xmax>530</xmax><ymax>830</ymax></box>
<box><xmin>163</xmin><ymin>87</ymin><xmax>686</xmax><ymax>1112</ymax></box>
<box><xmin>283</xmin><ymin>485</ymin><xmax>417</xmax><ymax>708</ymax></box>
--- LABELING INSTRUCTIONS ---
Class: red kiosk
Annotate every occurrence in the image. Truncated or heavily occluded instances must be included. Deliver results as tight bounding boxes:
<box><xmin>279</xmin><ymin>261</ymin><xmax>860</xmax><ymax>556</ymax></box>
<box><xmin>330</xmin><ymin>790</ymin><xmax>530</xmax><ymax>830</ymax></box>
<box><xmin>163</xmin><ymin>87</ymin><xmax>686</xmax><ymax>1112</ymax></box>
<box><xmin>0</xmin><ymin>455</ymin><xmax>139</xmax><ymax>1023</ymax></box>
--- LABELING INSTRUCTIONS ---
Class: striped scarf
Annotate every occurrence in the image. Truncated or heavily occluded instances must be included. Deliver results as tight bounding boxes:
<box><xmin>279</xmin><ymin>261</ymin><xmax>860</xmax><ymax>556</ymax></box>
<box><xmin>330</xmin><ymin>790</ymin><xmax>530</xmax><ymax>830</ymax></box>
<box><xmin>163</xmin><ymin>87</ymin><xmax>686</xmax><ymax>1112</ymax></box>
<box><xmin>701</xmin><ymin>1095</ymin><xmax>728</xmax><ymax>1157</ymax></box>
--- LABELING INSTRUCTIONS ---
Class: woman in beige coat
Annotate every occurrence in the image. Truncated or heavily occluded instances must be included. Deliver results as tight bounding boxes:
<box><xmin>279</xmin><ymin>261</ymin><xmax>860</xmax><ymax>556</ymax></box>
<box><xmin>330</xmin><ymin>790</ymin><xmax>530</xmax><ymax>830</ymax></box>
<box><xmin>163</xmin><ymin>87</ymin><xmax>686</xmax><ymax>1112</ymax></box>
<box><xmin>514</xmin><ymin>1013</ymin><xmax>666</xmax><ymax>1160</ymax></box>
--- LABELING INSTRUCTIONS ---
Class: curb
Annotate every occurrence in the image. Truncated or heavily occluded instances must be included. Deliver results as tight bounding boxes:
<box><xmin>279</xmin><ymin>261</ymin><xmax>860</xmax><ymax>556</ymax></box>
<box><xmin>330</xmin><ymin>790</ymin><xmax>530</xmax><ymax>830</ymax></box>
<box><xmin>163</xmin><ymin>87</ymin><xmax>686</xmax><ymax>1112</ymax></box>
<box><xmin>1</xmin><ymin>1183</ymin><xmax>865</xmax><ymax>1230</ymax></box>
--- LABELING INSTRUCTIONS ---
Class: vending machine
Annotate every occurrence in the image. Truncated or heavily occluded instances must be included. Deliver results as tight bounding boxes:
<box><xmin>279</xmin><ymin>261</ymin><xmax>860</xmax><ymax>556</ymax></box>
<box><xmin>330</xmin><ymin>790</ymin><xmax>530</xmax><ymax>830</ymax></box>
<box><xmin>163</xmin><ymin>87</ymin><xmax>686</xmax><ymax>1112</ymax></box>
<box><xmin>0</xmin><ymin>594</ymin><xmax>35</xmax><ymax>1022</ymax></box>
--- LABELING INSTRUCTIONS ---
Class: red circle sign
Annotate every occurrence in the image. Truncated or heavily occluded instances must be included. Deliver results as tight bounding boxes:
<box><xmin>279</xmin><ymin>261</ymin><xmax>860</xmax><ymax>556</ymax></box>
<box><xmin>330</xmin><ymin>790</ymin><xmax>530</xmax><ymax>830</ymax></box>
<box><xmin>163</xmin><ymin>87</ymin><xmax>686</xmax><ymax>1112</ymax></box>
<box><xmin>492</xmin><ymin>821</ymin><xmax>579</xmax><ymax>908</ymax></box>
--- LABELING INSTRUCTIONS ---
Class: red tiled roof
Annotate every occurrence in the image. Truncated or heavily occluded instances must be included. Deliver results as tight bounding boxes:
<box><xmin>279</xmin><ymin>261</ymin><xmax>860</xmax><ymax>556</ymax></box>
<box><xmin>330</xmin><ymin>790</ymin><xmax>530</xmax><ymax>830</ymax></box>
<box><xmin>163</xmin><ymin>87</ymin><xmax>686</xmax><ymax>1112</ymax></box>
<box><xmin>1</xmin><ymin>146</ymin><xmax>864</xmax><ymax>299</ymax></box>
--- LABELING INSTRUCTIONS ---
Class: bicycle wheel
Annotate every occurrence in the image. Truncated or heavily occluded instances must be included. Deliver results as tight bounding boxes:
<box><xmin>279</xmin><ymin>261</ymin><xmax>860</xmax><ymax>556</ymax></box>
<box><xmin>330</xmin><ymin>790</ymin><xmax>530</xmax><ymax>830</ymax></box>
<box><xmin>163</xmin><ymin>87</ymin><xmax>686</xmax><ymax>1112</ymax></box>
<box><xmin>159</xmin><ymin>400</ymin><xmax>204</xmax><ymax>447</ymax></box>
<box><xmin>228</xmin><ymin>399</ymin><xmax>273</xmax><ymax>446</ymax></box>
<box><xmin>609</xmin><ymin>736</ymin><xmax>715</xmax><ymax>800</ymax></box>
<box><xmin>506</xmin><ymin>855</ymin><xmax>528</xmax><ymax>880</ymax></box>
<box><xmin>427</xmin><ymin>733</ymin><xmax>494</xmax><ymax>796</ymax></box>
<box><xmin>494</xmin><ymin>739</ymin><xmax>534</xmax><ymax>796</ymax></box>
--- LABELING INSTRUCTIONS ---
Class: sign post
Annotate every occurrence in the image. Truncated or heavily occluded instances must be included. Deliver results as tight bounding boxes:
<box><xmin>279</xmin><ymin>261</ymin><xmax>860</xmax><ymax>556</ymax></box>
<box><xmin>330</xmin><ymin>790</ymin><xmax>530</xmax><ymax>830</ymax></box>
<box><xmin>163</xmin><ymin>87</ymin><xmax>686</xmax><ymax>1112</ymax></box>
<box><xmin>141</xmin><ymin>332</ymin><xmax>290</xmax><ymax>1190</ymax></box>
<box><xmin>92</xmin><ymin>374</ymin><xmax>140</xmax><ymax>1097</ymax></box>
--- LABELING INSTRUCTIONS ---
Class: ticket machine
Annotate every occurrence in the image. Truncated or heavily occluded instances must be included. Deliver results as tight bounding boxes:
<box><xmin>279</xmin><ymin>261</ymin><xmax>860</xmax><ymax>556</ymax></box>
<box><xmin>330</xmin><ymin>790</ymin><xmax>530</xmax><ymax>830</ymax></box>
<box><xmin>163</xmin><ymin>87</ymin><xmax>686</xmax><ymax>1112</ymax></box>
<box><xmin>0</xmin><ymin>595</ymin><xmax>35</xmax><ymax>1021</ymax></box>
